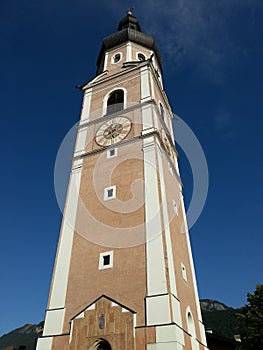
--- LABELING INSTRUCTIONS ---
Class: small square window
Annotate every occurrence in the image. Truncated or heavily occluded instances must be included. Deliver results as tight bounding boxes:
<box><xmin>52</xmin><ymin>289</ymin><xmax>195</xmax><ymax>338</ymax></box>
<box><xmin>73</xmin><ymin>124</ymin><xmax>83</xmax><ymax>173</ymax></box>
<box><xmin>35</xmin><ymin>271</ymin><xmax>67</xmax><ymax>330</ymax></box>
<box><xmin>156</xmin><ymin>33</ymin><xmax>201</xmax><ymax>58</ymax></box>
<box><xmin>168</xmin><ymin>161</ymin><xmax>173</xmax><ymax>174</ymax></box>
<box><xmin>181</xmin><ymin>263</ymin><xmax>187</xmax><ymax>281</ymax></box>
<box><xmin>103</xmin><ymin>255</ymin><xmax>110</xmax><ymax>266</ymax></box>
<box><xmin>99</xmin><ymin>251</ymin><xmax>113</xmax><ymax>270</ymax></box>
<box><xmin>104</xmin><ymin>185</ymin><xmax>116</xmax><ymax>201</ymax></box>
<box><xmin>107</xmin><ymin>148</ymin><xmax>117</xmax><ymax>159</ymax></box>
<box><xmin>173</xmin><ymin>200</ymin><xmax>178</xmax><ymax>216</ymax></box>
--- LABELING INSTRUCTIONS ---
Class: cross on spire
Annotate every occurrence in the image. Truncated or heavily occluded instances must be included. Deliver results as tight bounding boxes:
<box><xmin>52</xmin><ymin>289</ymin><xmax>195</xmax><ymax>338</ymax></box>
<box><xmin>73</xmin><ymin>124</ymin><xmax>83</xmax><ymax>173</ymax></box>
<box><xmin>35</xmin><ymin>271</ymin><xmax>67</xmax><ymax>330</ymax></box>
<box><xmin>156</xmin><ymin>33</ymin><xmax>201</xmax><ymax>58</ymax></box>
<box><xmin>127</xmin><ymin>7</ymin><xmax>134</xmax><ymax>15</ymax></box>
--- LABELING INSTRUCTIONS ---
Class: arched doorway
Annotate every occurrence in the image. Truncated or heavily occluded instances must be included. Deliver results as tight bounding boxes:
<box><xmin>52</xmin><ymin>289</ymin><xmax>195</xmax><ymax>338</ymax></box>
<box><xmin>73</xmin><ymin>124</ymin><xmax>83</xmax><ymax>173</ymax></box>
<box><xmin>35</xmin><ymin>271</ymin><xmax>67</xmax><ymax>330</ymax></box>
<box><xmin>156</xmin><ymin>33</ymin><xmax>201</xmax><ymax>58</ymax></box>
<box><xmin>89</xmin><ymin>338</ymin><xmax>112</xmax><ymax>350</ymax></box>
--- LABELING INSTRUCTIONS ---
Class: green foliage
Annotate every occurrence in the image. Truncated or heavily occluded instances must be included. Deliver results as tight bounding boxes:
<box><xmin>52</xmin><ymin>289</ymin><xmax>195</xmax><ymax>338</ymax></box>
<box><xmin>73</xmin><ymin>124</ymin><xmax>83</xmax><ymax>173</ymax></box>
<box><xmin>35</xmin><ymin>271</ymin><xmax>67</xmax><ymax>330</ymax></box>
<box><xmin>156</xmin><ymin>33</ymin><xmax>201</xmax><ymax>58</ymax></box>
<box><xmin>237</xmin><ymin>284</ymin><xmax>263</xmax><ymax>350</ymax></box>
<box><xmin>201</xmin><ymin>308</ymin><xmax>239</xmax><ymax>339</ymax></box>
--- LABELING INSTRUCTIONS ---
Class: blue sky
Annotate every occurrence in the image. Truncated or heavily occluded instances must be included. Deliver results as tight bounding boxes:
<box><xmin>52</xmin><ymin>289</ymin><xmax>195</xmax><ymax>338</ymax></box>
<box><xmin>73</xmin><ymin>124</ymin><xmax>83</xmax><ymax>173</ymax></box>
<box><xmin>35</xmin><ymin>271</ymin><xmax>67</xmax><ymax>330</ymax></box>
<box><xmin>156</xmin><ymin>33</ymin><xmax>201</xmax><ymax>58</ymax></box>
<box><xmin>0</xmin><ymin>0</ymin><xmax>262</xmax><ymax>336</ymax></box>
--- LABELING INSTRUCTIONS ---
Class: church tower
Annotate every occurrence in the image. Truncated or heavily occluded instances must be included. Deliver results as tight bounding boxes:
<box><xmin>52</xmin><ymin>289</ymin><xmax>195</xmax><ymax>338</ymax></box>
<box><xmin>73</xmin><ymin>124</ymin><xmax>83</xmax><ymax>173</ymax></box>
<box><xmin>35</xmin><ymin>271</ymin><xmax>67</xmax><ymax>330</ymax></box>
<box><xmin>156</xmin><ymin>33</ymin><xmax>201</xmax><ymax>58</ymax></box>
<box><xmin>37</xmin><ymin>11</ymin><xmax>208</xmax><ymax>350</ymax></box>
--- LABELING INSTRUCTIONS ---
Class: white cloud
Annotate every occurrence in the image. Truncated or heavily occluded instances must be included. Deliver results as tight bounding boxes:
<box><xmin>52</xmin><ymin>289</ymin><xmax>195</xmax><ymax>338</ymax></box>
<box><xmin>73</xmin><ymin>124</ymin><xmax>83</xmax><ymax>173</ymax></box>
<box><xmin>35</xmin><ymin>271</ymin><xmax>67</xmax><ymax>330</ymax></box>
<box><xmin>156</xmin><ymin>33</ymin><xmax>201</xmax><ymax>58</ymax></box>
<box><xmin>140</xmin><ymin>0</ymin><xmax>235</xmax><ymax>82</ymax></box>
<box><xmin>131</xmin><ymin>0</ymin><xmax>263</xmax><ymax>83</ymax></box>
<box><xmin>214</xmin><ymin>110</ymin><xmax>234</xmax><ymax>140</ymax></box>
<box><xmin>214</xmin><ymin>112</ymin><xmax>231</xmax><ymax>131</ymax></box>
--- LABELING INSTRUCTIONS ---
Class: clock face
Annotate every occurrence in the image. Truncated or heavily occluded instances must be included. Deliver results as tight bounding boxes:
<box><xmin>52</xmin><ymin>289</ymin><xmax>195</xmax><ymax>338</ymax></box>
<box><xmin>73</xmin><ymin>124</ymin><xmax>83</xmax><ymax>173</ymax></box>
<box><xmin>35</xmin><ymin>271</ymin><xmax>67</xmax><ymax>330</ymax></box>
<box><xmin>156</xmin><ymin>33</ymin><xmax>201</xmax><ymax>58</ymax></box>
<box><xmin>95</xmin><ymin>117</ymin><xmax>132</xmax><ymax>147</ymax></box>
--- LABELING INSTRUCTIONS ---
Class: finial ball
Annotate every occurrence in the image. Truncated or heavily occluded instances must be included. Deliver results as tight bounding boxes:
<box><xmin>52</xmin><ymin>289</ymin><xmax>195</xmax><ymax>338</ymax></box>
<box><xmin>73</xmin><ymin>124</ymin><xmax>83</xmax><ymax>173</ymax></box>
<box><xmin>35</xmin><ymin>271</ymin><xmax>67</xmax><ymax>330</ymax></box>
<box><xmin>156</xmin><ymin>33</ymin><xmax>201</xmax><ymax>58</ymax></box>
<box><xmin>127</xmin><ymin>7</ymin><xmax>133</xmax><ymax>15</ymax></box>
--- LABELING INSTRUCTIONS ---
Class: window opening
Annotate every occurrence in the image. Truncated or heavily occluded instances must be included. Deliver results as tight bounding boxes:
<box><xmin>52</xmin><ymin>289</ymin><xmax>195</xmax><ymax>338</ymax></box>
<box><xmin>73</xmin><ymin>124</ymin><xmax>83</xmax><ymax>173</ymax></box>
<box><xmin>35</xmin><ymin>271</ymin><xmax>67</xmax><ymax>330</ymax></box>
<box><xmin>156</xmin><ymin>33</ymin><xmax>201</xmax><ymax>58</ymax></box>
<box><xmin>103</xmin><ymin>255</ymin><xmax>110</xmax><ymax>266</ymax></box>
<box><xmin>107</xmin><ymin>189</ymin><xmax>113</xmax><ymax>198</ymax></box>
<box><xmin>173</xmin><ymin>200</ymin><xmax>178</xmax><ymax>216</ymax></box>
<box><xmin>107</xmin><ymin>89</ymin><xmax>124</xmax><ymax>115</ymax></box>
<box><xmin>160</xmin><ymin>103</ymin><xmax>164</xmax><ymax>120</ymax></box>
<box><xmin>113</xmin><ymin>53</ymin><xmax>121</xmax><ymax>63</ymax></box>
<box><xmin>138</xmin><ymin>53</ymin><xmax>146</xmax><ymax>61</ymax></box>
<box><xmin>99</xmin><ymin>251</ymin><xmax>113</xmax><ymax>270</ymax></box>
<box><xmin>168</xmin><ymin>161</ymin><xmax>173</xmax><ymax>174</ymax></box>
<box><xmin>107</xmin><ymin>148</ymin><xmax>117</xmax><ymax>159</ymax></box>
<box><xmin>98</xmin><ymin>314</ymin><xmax>105</xmax><ymax>329</ymax></box>
<box><xmin>104</xmin><ymin>185</ymin><xmax>116</xmax><ymax>201</ymax></box>
<box><xmin>181</xmin><ymin>263</ymin><xmax>187</xmax><ymax>281</ymax></box>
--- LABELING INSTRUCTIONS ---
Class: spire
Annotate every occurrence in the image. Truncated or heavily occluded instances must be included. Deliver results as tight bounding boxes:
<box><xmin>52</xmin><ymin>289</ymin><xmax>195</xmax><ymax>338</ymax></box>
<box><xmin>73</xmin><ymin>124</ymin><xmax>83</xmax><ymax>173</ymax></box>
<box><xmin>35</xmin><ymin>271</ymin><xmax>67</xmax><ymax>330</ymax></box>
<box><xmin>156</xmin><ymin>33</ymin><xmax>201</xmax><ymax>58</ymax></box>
<box><xmin>96</xmin><ymin>13</ymin><xmax>162</xmax><ymax>75</ymax></box>
<box><xmin>117</xmin><ymin>10</ymin><xmax>142</xmax><ymax>32</ymax></box>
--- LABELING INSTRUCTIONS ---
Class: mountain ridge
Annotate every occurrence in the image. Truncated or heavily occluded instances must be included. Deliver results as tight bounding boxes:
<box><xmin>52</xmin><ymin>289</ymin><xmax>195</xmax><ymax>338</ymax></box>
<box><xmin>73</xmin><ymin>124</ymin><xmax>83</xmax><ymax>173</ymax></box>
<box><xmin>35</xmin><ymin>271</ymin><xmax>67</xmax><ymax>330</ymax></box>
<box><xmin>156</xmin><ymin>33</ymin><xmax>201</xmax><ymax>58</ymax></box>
<box><xmin>200</xmin><ymin>298</ymin><xmax>231</xmax><ymax>312</ymax></box>
<box><xmin>0</xmin><ymin>300</ymin><xmax>239</xmax><ymax>349</ymax></box>
<box><xmin>0</xmin><ymin>322</ymin><xmax>43</xmax><ymax>350</ymax></box>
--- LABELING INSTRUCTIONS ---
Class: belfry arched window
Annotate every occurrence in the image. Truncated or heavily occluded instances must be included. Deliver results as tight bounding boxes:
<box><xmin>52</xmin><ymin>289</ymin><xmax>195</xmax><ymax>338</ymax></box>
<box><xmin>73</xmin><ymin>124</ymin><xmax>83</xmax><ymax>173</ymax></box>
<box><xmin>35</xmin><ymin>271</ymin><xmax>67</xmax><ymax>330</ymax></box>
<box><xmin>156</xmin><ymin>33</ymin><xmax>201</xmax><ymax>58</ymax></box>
<box><xmin>160</xmin><ymin>103</ymin><xmax>164</xmax><ymax>120</ymax></box>
<box><xmin>106</xmin><ymin>89</ymin><xmax>124</xmax><ymax>115</ymax></box>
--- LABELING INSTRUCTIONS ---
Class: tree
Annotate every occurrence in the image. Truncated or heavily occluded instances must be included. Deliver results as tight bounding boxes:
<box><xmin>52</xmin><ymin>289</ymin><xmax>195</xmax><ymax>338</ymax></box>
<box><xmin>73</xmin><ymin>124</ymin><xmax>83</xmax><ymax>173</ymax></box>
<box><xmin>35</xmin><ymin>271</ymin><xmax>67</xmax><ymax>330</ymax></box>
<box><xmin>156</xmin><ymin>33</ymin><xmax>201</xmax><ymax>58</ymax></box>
<box><xmin>237</xmin><ymin>284</ymin><xmax>263</xmax><ymax>349</ymax></box>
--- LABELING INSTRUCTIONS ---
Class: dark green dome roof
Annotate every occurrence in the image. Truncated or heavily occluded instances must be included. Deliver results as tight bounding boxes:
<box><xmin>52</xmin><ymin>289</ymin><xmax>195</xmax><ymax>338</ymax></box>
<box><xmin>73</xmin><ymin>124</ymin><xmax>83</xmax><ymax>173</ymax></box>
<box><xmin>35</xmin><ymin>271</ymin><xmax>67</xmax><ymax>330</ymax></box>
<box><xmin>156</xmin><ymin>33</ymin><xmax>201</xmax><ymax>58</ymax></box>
<box><xmin>96</xmin><ymin>13</ymin><xmax>162</xmax><ymax>75</ymax></box>
<box><xmin>117</xmin><ymin>13</ymin><xmax>142</xmax><ymax>32</ymax></box>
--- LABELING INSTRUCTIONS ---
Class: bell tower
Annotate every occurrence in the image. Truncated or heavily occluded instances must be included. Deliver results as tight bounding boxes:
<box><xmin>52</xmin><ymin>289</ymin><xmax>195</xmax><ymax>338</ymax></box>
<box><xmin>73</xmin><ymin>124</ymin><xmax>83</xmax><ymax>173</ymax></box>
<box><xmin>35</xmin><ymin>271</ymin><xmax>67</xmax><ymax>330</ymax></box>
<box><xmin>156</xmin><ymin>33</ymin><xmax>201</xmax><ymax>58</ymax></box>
<box><xmin>37</xmin><ymin>11</ymin><xmax>208</xmax><ymax>350</ymax></box>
